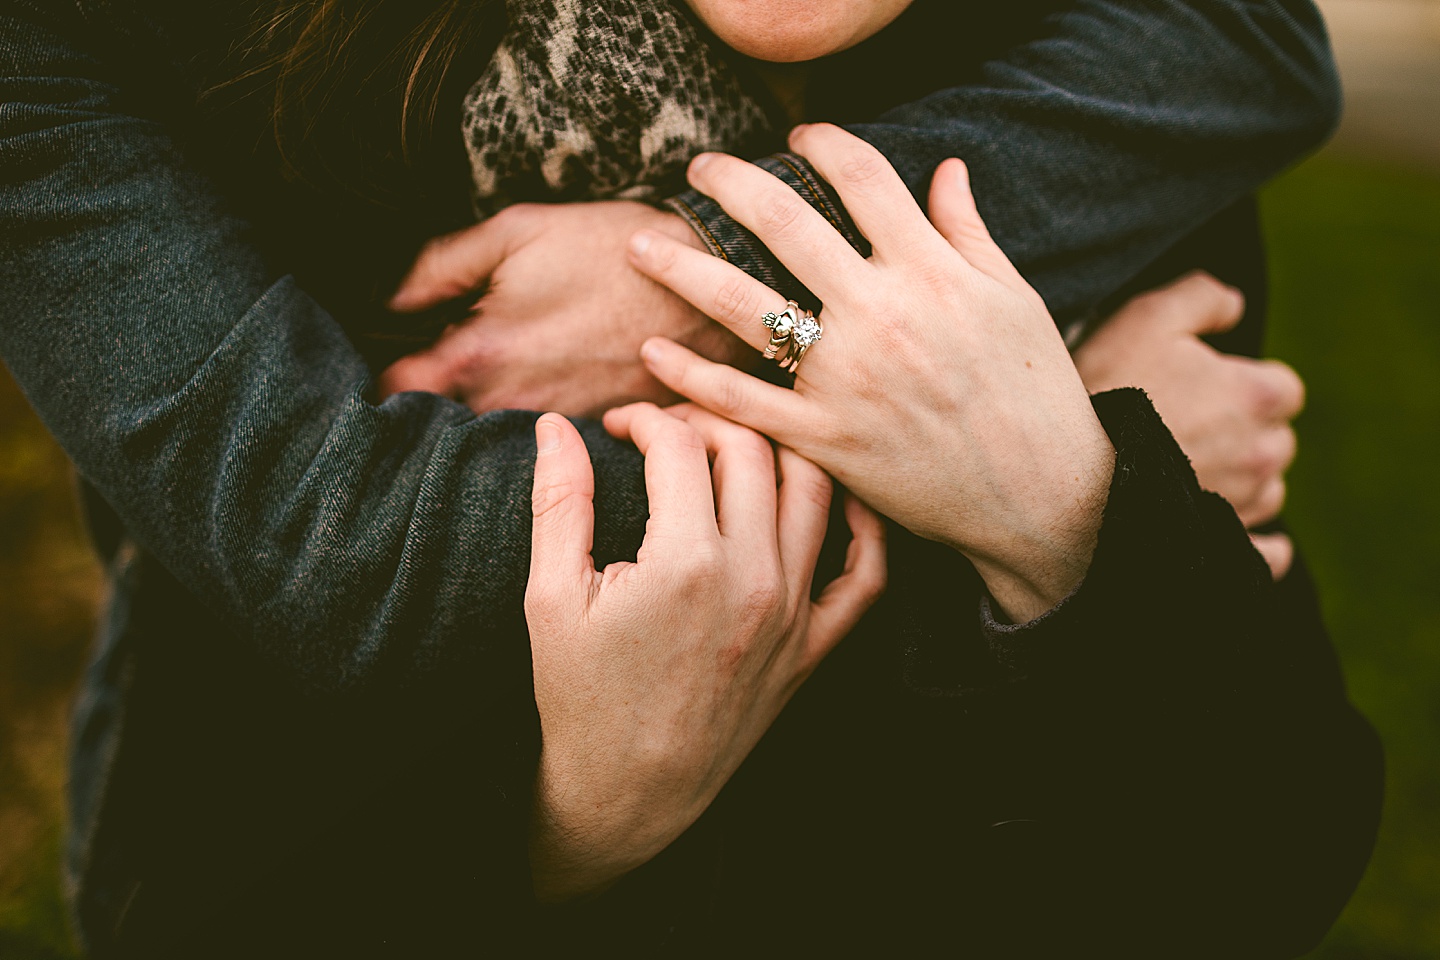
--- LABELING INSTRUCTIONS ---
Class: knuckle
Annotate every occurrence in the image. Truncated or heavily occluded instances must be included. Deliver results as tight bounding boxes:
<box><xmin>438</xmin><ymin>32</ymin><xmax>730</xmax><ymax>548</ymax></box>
<box><xmin>1240</xmin><ymin>443</ymin><xmax>1275</xmax><ymax>482</ymax></box>
<box><xmin>725</xmin><ymin>430</ymin><xmax>774</xmax><ymax>476</ymax></box>
<box><xmin>860</xmin><ymin>562</ymin><xmax>888</xmax><ymax>605</ymax></box>
<box><xmin>1178</xmin><ymin>270</ymin><xmax>1234</xmax><ymax>303</ymax></box>
<box><xmin>744</xmin><ymin>433</ymin><xmax>776</xmax><ymax>472</ymax></box>
<box><xmin>740</xmin><ymin>578</ymin><xmax>785</xmax><ymax>623</ymax></box>
<box><xmin>796</xmin><ymin>468</ymin><xmax>834</xmax><ymax>513</ymax></box>
<box><xmin>674</xmin><ymin>539</ymin><xmax>725</xmax><ymax>585</ymax></box>
<box><xmin>523</xmin><ymin>576</ymin><xmax>564</xmax><ymax>621</ymax></box>
<box><xmin>712</xmin><ymin>274</ymin><xmax>758</xmax><ymax>322</ymax></box>
<box><xmin>448</xmin><ymin>330</ymin><xmax>503</xmax><ymax>379</ymax></box>
<box><xmin>1186</xmin><ymin>271</ymin><xmax>1229</xmax><ymax>298</ymax></box>
<box><xmin>1271</xmin><ymin>428</ymin><xmax>1299</xmax><ymax>470</ymax></box>
<box><xmin>1257</xmin><ymin>478</ymin><xmax>1287</xmax><ymax>518</ymax></box>
<box><xmin>838</xmin><ymin>148</ymin><xmax>886</xmax><ymax>186</ymax></box>
<box><xmin>653</xmin><ymin>417</ymin><xmax>708</xmax><ymax>461</ymax></box>
<box><xmin>1245</xmin><ymin>375</ymin><xmax>1283</xmax><ymax>415</ymax></box>
<box><xmin>711</xmin><ymin>374</ymin><xmax>749</xmax><ymax>417</ymax></box>
<box><xmin>418</xmin><ymin>233</ymin><xmax>454</xmax><ymax>262</ymax></box>
<box><xmin>755</xmin><ymin>193</ymin><xmax>806</xmax><ymax>239</ymax></box>
<box><xmin>495</xmin><ymin>202</ymin><xmax>538</xmax><ymax>229</ymax></box>
<box><xmin>531</xmin><ymin>473</ymin><xmax>583</xmax><ymax>517</ymax></box>
<box><xmin>1273</xmin><ymin>362</ymin><xmax>1307</xmax><ymax>413</ymax></box>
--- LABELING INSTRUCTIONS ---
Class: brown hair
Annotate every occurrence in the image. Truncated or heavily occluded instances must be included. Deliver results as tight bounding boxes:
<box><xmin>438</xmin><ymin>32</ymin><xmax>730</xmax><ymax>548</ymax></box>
<box><xmin>213</xmin><ymin>0</ymin><xmax>503</xmax><ymax>202</ymax></box>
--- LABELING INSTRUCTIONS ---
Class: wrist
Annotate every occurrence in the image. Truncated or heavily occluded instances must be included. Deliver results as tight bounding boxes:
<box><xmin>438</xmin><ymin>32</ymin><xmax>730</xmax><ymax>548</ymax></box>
<box><xmin>528</xmin><ymin>773</ymin><xmax>653</xmax><ymax>903</ymax></box>
<box><xmin>962</xmin><ymin>429</ymin><xmax>1115</xmax><ymax>623</ymax></box>
<box><xmin>527</xmin><ymin>746</ymin><xmax>710</xmax><ymax>903</ymax></box>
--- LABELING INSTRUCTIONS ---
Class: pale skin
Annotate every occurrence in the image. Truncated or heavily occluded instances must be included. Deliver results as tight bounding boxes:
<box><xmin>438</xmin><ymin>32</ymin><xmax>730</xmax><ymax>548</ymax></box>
<box><xmin>382</xmin><ymin>209</ymin><xmax>1302</xmax><ymax>581</ymax></box>
<box><xmin>628</xmin><ymin>125</ymin><xmax>1116</xmax><ymax>622</ymax></box>
<box><xmin>1072</xmin><ymin>272</ymin><xmax>1303</xmax><ymax>576</ymax></box>
<box><xmin>383</xmin><ymin>1</ymin><xmax>1307</xmax><ymax>899</ymax></box>
<box><xmin>522</xmin><ymin>126</ymin><xmax>1118</xmax><ymax>899</ymax></box>
<box><xmin>381</xmin><ymin>0</ymin><xmax>1302</xmax><ymax>572</ymax></box>
<box><xmin>382</xmin><ymin>201</ymin><xmax>750</xmax><ymax>418</ymax></box>
<box><xmin>526</xmin><ymin>403</ymin><xmax>885</xmax><ymax>899</ymax></box>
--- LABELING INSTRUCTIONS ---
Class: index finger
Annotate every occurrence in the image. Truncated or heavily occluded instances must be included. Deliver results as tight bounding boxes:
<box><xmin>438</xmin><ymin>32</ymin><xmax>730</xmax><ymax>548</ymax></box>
<box><xmin>657</xmin><ymin>405</ymin><xmax>781</xmax><ymax>554</ymax></box>
<box><xmin>628</xmin><ymin>230</ymin><xmax>805</xmax><ymax>356</ymax></box>
<box><xmin>389</xmin><ymin>207</ymin><xmax>531</xmax><ymax>312</ymax></box>
<box><xmin>605</xmin><ymin>403</ymin><xmax>720</xmax><ymax>547</ymax></box>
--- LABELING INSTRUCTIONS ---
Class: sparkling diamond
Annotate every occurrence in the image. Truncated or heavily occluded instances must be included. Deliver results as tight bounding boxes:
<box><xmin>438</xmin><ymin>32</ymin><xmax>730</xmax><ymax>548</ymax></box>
<box><xmin>792</xmin><ymin>316</ymin><xmax>822</xmax><ymax>346</ymax></box>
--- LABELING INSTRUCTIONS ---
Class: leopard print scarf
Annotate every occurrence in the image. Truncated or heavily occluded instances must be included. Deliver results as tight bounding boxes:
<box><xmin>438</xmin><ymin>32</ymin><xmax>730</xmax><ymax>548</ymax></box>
<box><xmin>461</xmin><ymin>0</ymin><xmax>773</xmax><ymax>217</ymax></box>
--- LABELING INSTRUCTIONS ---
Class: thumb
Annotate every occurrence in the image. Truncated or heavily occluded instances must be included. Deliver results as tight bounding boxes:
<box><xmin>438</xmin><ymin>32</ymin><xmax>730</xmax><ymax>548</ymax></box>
<box><xmin>927</xmin><ymin>158</ymin><xmax>1023</xmax><ymax>286</ymax></box>
<box><xmin>389</xmin><ymin>215</ymin><xmax>517</xmax><ymax>313</ymax></box>
<box><xmin>528</xmin><ymin>414</ymin><xmax>598</xmax><ymax>610</ymax></box>
<box><xmin>1157</xmin><ymin>271</ymin><xmax>1246</xmax><ymax>336</ymax></box>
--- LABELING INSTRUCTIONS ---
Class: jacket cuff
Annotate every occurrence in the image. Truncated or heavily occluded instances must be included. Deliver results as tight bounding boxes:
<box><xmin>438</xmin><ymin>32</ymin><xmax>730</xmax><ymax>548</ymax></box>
<box><xmin>664</xmin><ymin>153</ymin><xmax>870</xmax><ymax>313</ymax></box>
<box><xmin>974</xmin><ymin>387</ymin><xmax>1268</xmax><ymax>683</ymax></box>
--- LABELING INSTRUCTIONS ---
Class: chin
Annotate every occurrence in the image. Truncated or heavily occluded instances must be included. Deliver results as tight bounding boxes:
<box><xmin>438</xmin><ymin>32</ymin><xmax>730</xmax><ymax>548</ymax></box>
<box><xmin>683</xmin><ymin>0</ymin><xmax>913</xmax><ymax>63</ymax></box>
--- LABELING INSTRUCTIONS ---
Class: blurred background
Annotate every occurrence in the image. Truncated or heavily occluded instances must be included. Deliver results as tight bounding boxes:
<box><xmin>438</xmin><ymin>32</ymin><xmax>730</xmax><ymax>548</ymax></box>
<box><xmin>1</xmin><ymin>1</ymin><xmax>1437</xmax><ymax>955</ymax></box>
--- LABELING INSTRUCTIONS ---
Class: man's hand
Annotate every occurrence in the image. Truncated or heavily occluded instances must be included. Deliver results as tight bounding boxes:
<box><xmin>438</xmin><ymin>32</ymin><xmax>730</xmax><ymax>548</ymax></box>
<box><xmin>1073</xmin><ymin>272</ymin><xmax>1305</xmax><ymax>578</ymax></box>
<box><xmin>379</xmin><ymin>201</ymin><xmax>752</xmax><ymax>418</ymax></box>
<box><xmin>526</xmin><ymin>405</ymin><xmax>885</xmax><ymax>901</ymax></box>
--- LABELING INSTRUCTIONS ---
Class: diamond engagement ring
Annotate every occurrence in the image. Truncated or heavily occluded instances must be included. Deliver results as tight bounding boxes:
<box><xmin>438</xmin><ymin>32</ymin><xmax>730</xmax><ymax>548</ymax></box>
<box><xmin>778</xmin><ymin>311</ymin><xmax>822</xmax><ymax>374</ymax></box>
<box><xmin>761</xmin><ymin>301</ymin><xmax>802</xmax><ymax>360</ymax></box>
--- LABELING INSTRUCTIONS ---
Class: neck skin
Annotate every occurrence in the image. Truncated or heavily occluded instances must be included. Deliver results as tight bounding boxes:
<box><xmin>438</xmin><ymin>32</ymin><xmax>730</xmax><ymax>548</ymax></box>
<box><xmin>751</xmin><ymin>60</ymin><xmax>809</xmax><ymax>127</ymax></box>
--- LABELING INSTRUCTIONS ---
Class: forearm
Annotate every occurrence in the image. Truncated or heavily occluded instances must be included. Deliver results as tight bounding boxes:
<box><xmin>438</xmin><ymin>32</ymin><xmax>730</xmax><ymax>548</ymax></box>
<box><xmin>671</xmin><ymin>0</ymin><xmax>1340</xmax><ymax>322</ymax></box>
<box><xmin>0</xmin><ymin>3</ymin><xmax>648</xmax><ymax>696</ymax></box>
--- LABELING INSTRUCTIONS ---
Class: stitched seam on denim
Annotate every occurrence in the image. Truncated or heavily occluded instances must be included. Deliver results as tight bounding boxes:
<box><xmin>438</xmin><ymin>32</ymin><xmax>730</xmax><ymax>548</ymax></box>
<box><xmin>667</xmin><ymin>197</ymin><xmax>729</xmax><ymax>262</ymax></box>
<box><xmin>775</xmin><ymin>156</ymin><xmax>846</xmax><ymax>236</ymax></box>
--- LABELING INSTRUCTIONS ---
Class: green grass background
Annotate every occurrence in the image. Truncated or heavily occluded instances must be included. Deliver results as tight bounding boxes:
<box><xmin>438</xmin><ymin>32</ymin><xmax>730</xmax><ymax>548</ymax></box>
<box><xmin>0</xmin><ymin>150</ymin><xmax>1437</xmax><ymax>956</ymax></box>
<box><xmin>1264</xmin><ymin>152</ymin><xmax>1440</xmax><ymax>959</ymax></box>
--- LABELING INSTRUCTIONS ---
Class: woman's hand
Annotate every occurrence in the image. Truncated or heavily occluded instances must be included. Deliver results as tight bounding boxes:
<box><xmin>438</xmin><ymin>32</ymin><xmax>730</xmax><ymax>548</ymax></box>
<box><xmin>525</xmin><ymin>404</ymin><xmax>885</xmax><ymax>901</ymax></box>
<box><xmin>624</xmin><ymin>124</ymin><xmax>1114</xmax><ymax>623</ymax></box>
<box><xmin>379</xmin><ymin>201</ymin><xmax>751</xmax><ymax>418</ymax></box>
<box><xmin>1074</xmin><ymin>272</ymin><xmax>1304</xmax><ymax>577</ymax></box>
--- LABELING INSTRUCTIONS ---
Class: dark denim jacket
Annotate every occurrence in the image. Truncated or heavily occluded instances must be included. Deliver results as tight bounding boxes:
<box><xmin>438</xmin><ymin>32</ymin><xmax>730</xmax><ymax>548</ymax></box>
<box><xmin>671</xmin><ymin>0</ymin><xmax>1341</xmax><ymax>324</ymax></box>
<box><xmin>0</xmin><ymin>0</ymin><xmax>1372</xmax><ymax>954</ymax></box>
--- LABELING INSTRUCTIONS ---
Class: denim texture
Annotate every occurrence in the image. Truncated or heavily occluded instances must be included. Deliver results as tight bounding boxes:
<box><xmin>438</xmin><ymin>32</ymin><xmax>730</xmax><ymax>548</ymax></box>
<box><xmin>0</xmin><ymin>0</ymin><xmax>1378</xmax><ymax>953</ymax></box>
<box><xmin>669</xmin><ymin>0</ymin><xmax>1340</xmax><ymax>326</ymax></box>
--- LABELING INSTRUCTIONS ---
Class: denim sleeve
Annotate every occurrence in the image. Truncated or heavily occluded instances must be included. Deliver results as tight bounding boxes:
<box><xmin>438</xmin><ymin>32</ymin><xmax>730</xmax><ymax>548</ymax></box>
<box><xmin>667</xmin><ymin>0</ymin><xmax>1340</xmax><ymax>322</ymax></box>
<box><xmin>0</xmin><ymin>2</ymin><xmax>647</xmax><ymax>698</ymax></box>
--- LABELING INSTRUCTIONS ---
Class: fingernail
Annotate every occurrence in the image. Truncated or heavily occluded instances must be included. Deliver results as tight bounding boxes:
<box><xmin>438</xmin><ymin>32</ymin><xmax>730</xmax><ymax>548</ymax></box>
<box><xmin>640</xmin><ymin>339</ymin><xmax>663</xmax><ymax>365</ymax></box>
<box><xmin>689</xmin><ymin>153</ymin><xmax>716</xmax><ymax>176</ymax></box>
<box><xmin>629</xmin><ymin>231</ymin><xmax>652</xmax><ymax>257</ymax></box>
<box><xmin>536</xmin><ymin>416</ymin><xmax>561</xmax><ymax>454</ymax></box>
